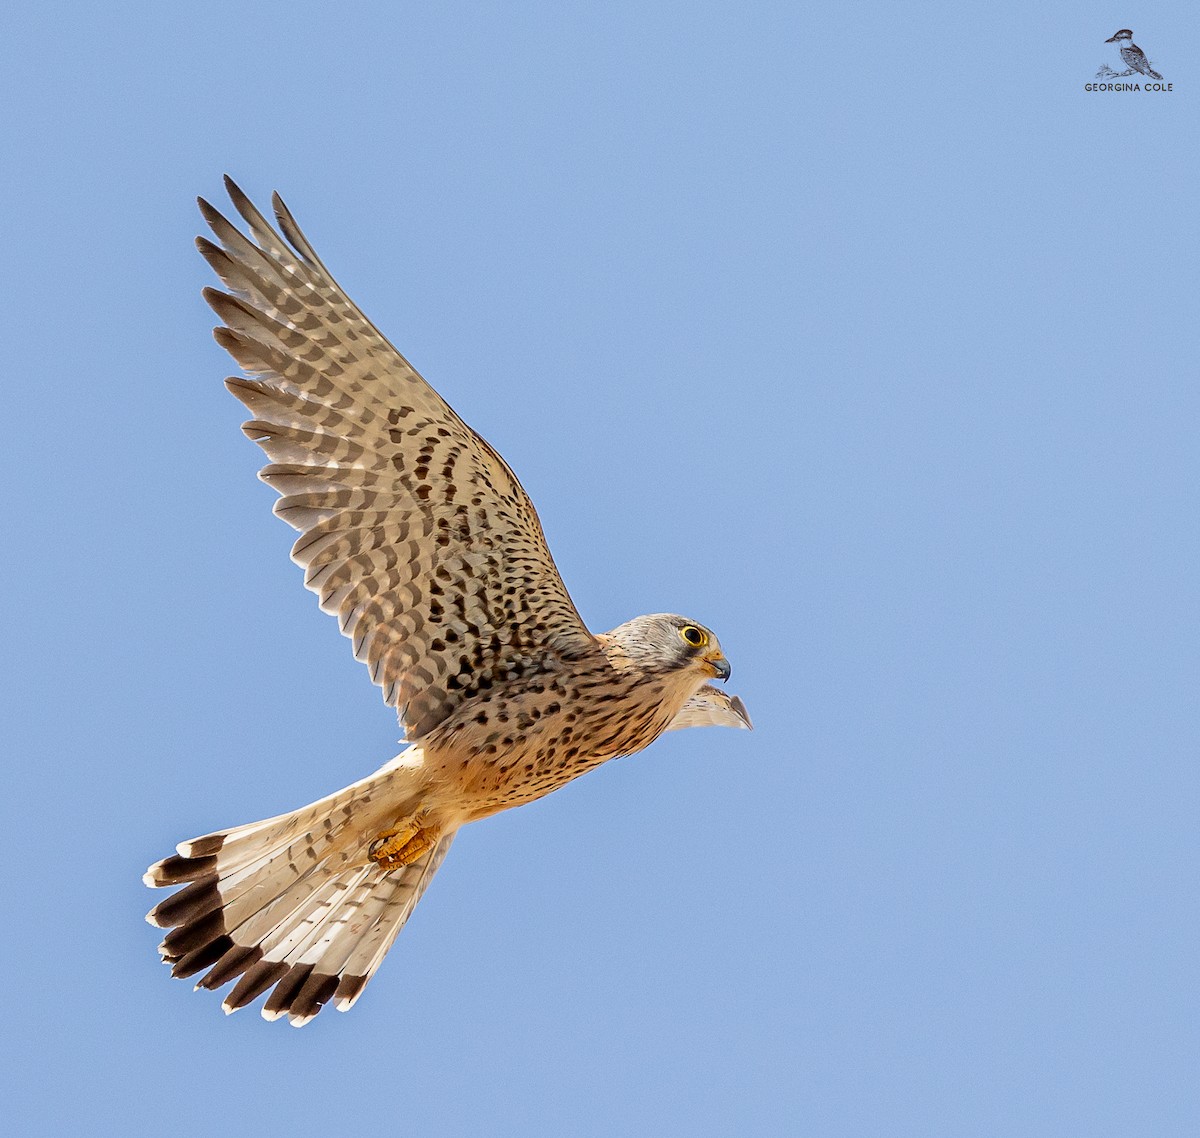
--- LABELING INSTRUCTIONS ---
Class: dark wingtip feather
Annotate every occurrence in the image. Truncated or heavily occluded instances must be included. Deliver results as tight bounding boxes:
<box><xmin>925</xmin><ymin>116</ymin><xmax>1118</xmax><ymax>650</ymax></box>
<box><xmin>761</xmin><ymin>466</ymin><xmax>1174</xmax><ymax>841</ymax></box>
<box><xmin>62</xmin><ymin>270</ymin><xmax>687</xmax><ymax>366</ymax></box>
<box><xmin>144</xmin><ymin>853</ymin><xmax>217</xmax><ymax>887</ymax></box>
<box><xmin>205</xmin><ymin>289</ymin><xmax>282</xmax><ymax>340</ymax></box>
<box><xmin>223</xmin><ymin>174</ymin><xmax>248</xmax><ymax>207</ymax></box>
<box><xmin>172</xmin><ymin>935</ymin><xmax>234</xmax><ymax>980</ymax></box>
<box><xmin>223</xmin><ymin>176</ymin><xmax>288</xmax><ymax>253</ymax></box>
<box><xmin>224</xmin><ymin>961</ymin><xmax>290</xmax><ymax>1014</ymax></box>
<box><xmin>223</xmin><ymin>177</ymin><xmax>257</xmax><ymax>229</ymax></box>
<box><xmin>224</xmin><ymin>376</ymin><xmax>266</xmax><ymax>403</ymax></box>
<box><xmin>201</xmin><ymin>284</ymin><xmax>226</xmax><ymax>310</ymax></box>
<box><xmin>182</xmin><ymin>833</ymin><xmax>226</xmax><ymax>858</ymax></box>
<box><xmin>146</xmin><ymin>875</ymin><xmax>221</xmax><ymax>929</ymax></box>
<box><xmin>196</xmin><ymin>944</ymin><xmax>262</xmax><ymax>992</ymax></box>
<box><xmin>333</xmin><ymin>973</ymin><xmax>368</xmax><ymax>1011</ymax></box>
<box><xmin>271</xmin><ymin>191</ymin><xmax>320</xmax><ymax>267</ymax></box>
<box><xmin>160</xmin><ymin>907</ymin><xmax>225</xmax><ymax>959</ymax></box>
<box><xmin>195</xmin><ymin>235</ymin><xmax>229</xmax><ymax>271</ymax></box>
<box><xmin>212</xmin><ymin>325</ymin><xmax>276</xmax><ymax>364</ymax></box>
<box><xmin>197</xmin><ymin>196</ymin><xmax>226</xmax><ymax>230</ymax></box>
<box><xmin>289</xmin><ymin>972</ymin><xmax>339</xmax><ymax>1024</ymax></box>
<box><xmin>262</xmin><ymin>964</ymin><xmax>315</xmax><ymax>1020</ymax></box>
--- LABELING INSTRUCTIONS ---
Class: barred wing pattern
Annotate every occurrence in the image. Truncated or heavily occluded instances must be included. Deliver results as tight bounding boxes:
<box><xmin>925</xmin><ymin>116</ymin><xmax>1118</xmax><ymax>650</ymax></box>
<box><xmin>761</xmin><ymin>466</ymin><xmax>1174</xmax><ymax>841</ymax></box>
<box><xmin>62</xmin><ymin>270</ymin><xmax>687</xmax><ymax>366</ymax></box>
<box><xmin>200</xmin><ymin>179</ymin><xmax>595</xmax><ymax>739</ymax></box>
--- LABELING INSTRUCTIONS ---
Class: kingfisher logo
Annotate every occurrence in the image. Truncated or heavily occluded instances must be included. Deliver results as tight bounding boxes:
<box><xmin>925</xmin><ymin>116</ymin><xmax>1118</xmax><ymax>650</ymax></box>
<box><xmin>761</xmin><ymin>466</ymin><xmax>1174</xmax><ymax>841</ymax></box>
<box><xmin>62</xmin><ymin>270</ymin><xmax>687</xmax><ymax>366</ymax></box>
<box><xmin>1087</xmin><ymin>28</ymin><xmax>1173</xmax><ymax>92</ymax></box>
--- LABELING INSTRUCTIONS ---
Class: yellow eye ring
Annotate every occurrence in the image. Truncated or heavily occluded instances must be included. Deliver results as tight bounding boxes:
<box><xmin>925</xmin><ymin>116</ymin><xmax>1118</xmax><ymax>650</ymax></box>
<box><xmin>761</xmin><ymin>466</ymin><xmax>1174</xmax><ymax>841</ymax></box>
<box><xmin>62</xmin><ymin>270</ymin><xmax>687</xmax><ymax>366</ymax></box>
<box><xmin>679</xmin><ymin>625</ymin><xmax>708</xmax><ymax>649</ymax></box>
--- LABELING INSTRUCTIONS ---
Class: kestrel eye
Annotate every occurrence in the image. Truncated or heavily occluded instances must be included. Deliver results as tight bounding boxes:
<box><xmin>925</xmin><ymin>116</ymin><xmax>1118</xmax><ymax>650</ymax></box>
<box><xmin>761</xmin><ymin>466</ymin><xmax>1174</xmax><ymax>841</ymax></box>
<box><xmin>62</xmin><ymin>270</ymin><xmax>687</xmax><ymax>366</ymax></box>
<box><xmin>680</xmin><ymin>625</ymin><xmax>707</xmax><ymax>649</ymax></box>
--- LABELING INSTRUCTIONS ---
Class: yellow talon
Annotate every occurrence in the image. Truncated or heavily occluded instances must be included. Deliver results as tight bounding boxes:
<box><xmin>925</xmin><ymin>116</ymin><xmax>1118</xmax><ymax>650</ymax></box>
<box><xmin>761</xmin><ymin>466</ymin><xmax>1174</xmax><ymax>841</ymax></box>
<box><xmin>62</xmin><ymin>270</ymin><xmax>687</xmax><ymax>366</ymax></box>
<box><xmin>368</xmin><ymin>821</ymin><xmax>438</xmax><ymax>870</ymax></box>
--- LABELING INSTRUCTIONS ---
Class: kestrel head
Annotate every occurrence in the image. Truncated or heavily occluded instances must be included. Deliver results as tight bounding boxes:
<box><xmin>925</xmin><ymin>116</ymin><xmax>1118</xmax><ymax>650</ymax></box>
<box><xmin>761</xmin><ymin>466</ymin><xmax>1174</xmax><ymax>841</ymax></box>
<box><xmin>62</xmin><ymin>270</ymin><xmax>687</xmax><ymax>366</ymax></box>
<box><xmin>607</xmin><ymin>613</ymin><xmax>732</xmax><ymax>683</ymax></box>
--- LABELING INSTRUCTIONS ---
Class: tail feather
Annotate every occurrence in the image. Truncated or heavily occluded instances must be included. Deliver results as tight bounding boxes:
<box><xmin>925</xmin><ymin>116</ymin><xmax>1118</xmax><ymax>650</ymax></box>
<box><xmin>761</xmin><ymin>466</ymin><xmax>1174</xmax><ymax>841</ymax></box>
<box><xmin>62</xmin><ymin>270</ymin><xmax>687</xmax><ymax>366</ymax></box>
<box><xmin>281</xmin><ymin>864</ymin><xmax>375</xmax><ymax>971</ymax></box>
<box><xmin>333</xmin><ymin>835</ymin><xmax>455</xmax><ymax>1012</ymax></box>
<box><xmin>146</xmin><ymin>748</ymin><xmax>454</xmax><ymax>1025</ymax></box>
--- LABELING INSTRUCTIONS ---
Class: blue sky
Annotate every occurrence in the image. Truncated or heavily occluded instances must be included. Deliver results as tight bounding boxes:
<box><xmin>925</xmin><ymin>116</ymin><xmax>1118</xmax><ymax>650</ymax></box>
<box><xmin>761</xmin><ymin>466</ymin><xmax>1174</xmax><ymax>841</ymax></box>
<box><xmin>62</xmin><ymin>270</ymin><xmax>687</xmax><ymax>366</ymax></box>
<box><xmin>2</xmin><ymin>3</ymin><xmax>1197</xmax><ymax>1135</ymax></box>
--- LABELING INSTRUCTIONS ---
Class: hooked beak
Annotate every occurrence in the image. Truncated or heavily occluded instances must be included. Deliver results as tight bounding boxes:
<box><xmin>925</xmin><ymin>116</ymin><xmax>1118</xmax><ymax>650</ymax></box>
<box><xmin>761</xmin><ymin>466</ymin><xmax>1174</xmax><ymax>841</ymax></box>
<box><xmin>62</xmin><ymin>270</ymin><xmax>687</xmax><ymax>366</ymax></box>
<box><xmin>705</xmin><ymin>654</ymin><xmax>731</xmax><ymax>682</ymax></box>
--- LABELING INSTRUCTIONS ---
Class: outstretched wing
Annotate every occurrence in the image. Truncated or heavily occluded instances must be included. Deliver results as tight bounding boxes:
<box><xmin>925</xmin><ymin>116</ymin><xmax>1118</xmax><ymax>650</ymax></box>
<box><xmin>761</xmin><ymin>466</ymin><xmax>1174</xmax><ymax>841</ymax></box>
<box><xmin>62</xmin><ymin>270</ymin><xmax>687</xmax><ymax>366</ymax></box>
<box><xmin>199</xmin><ymin>178</ymin><xmax>595</xmax><ymax>739</ymax></box>
<box><xmin>666</xmin><ymin>685</ymin><xmax>753</xmax><ymax>732</ymax></box>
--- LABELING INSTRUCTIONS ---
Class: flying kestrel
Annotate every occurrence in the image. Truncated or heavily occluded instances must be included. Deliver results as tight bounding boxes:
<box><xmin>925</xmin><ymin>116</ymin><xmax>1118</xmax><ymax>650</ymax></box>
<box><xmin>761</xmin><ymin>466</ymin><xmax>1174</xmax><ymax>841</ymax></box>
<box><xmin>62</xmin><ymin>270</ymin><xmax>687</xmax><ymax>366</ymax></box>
<box><xmin>145</xmin><ymin>179</ymin><xmax>750</xmax><ymax>1026</ymax></box>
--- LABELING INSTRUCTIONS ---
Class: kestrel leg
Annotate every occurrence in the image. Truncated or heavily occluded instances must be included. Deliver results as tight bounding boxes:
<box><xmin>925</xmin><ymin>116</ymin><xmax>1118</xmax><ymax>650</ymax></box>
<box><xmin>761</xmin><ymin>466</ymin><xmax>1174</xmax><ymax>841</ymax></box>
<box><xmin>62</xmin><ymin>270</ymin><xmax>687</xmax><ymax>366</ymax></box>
<box><xmin>368</xmin><ymin>817</ymin><xmax>440</xmax><ymax>870</ymax></box>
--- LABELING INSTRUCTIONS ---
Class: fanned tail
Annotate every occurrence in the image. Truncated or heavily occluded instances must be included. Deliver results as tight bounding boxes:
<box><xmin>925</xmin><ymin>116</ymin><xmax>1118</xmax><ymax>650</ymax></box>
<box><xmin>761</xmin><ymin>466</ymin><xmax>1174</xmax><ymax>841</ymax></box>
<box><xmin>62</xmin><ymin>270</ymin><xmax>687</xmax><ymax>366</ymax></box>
<box><xmin>144</xmin><ymin>747</ymin><xmax>454</xmax><ymax>1026</ymax></box>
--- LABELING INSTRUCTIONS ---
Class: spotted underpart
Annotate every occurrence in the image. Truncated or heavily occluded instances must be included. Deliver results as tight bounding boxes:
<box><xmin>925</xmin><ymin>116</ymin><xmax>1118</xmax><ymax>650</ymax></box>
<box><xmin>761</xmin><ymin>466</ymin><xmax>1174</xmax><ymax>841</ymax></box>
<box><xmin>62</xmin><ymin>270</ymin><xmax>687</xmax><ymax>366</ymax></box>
<box><xmin>145</xmin><ymin>179</ymin><xmax>749</xmax><ymax>1026</ymax></box>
